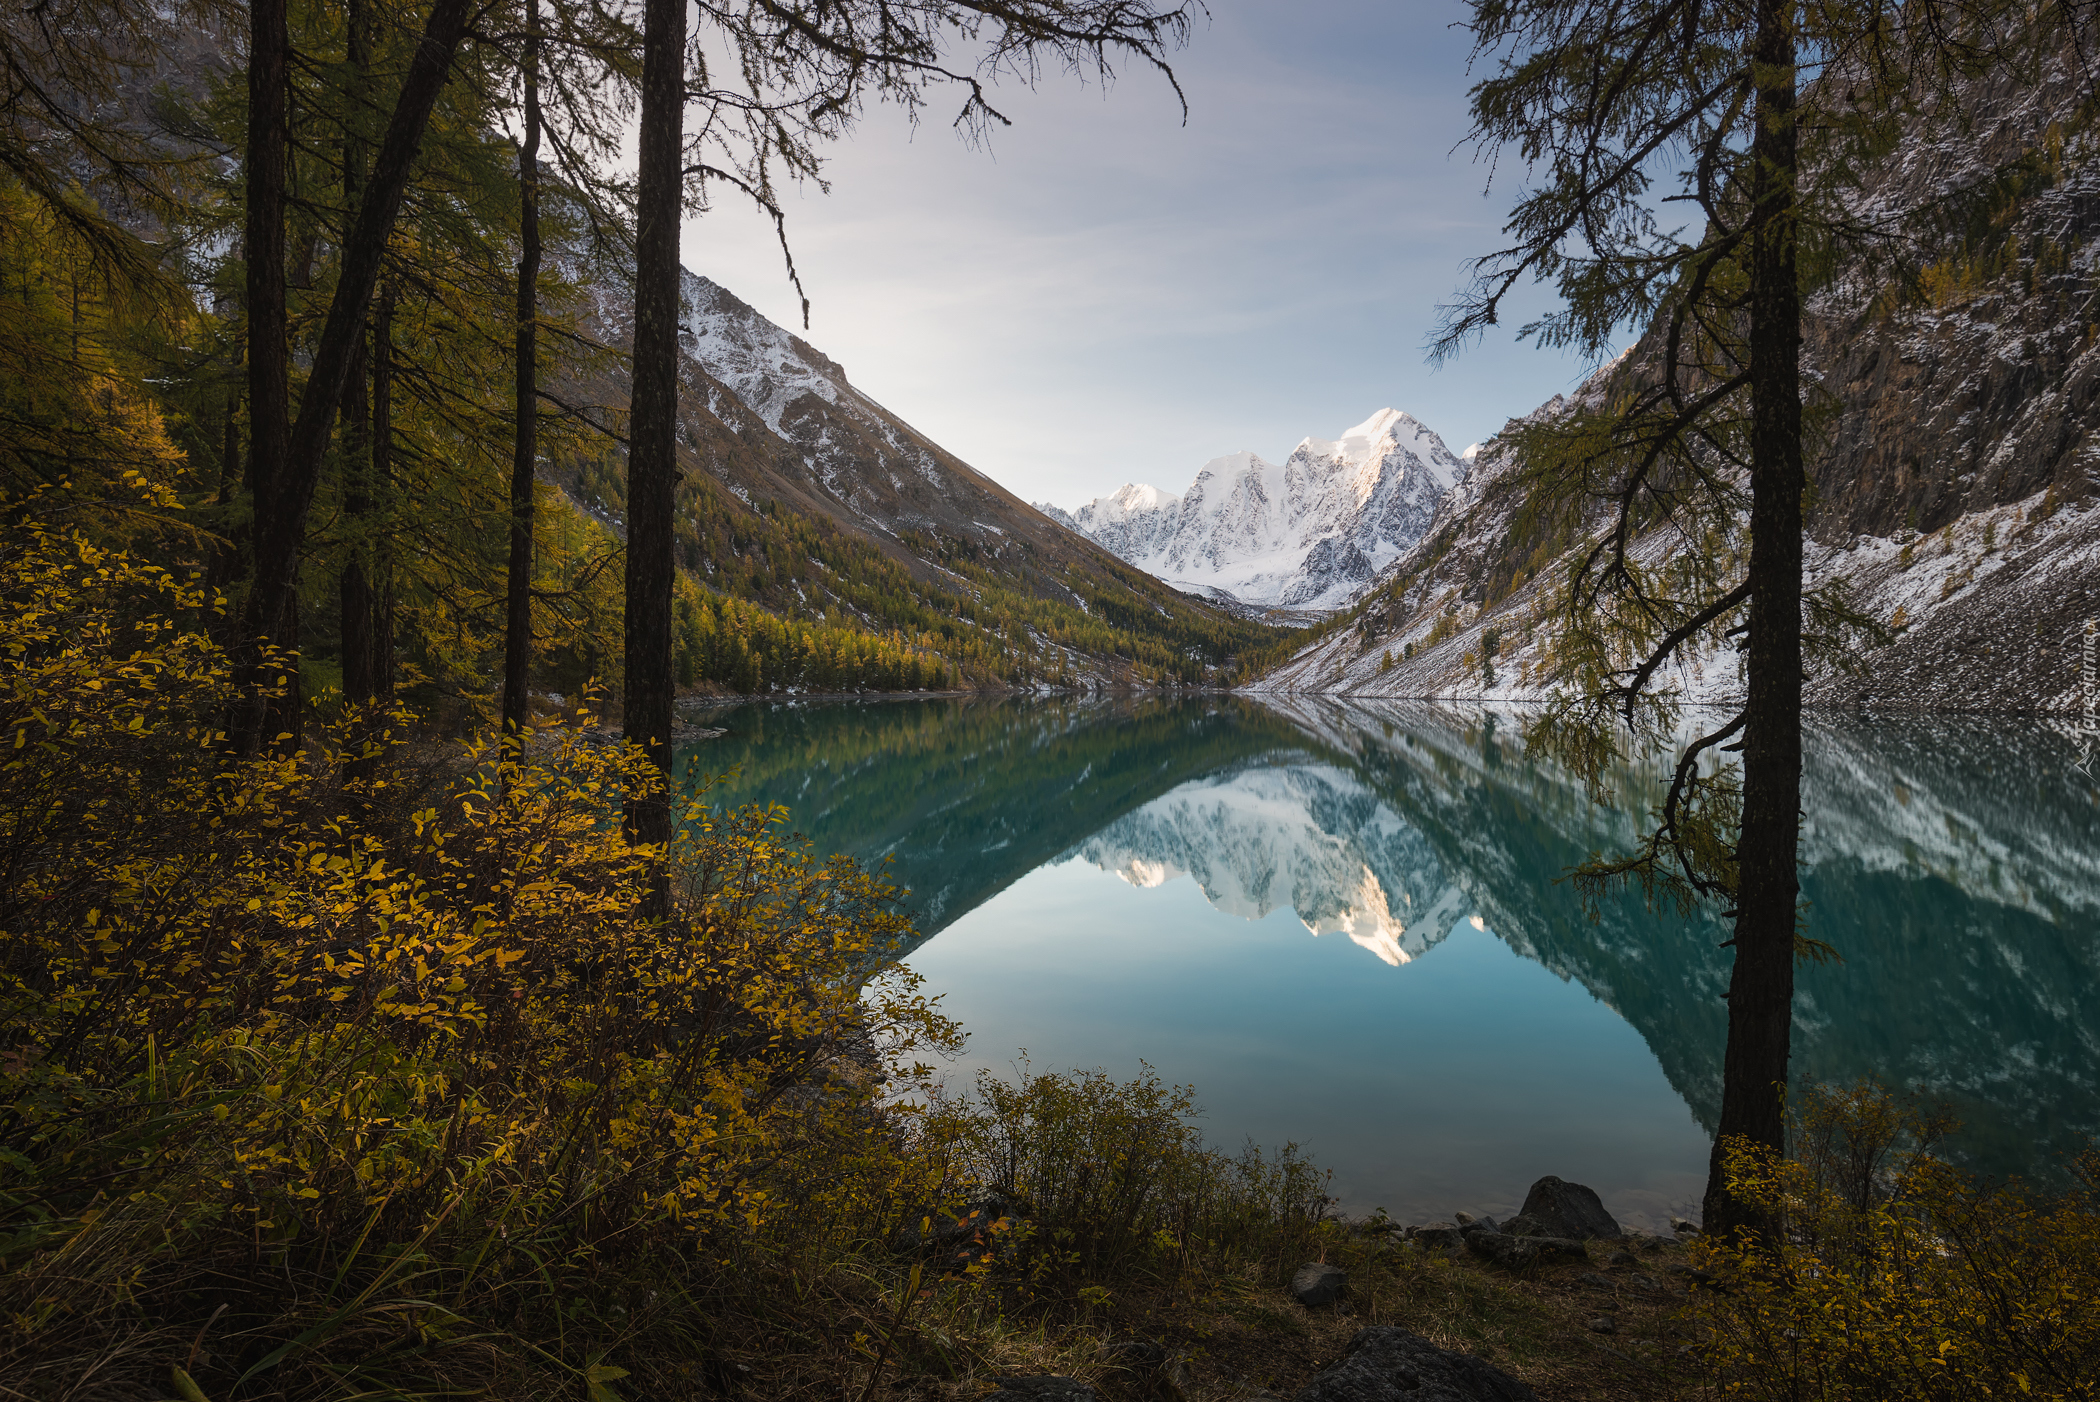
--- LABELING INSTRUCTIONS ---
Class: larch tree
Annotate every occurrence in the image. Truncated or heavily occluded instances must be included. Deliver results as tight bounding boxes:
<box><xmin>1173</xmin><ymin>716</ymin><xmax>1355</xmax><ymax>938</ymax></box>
<box><xmin>502</xmin><ymin>0</ymin><xmax>545</xmax><ymax>739</ymax></box>
<box><xmin>1437</xmin><ymin>0</ymin><xmax>2078</xmax><ymax>1237</ymax></box>
<box><xmin>234</xmin><ymin>0</ymin><xmax>481</xmax><ymax>754</ymax></box>
<box><xmin>616</xmin><ymin>0</ymin><xmax>1202</xmax><ymax>909</ymax></box>
<box><xmin>624</xmin><ymin>0</ymin><xmax>684</xmax><ymax>898</ymax></box>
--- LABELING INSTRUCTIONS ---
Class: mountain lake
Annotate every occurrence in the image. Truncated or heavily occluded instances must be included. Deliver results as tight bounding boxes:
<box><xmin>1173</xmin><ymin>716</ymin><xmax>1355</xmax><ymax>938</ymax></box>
<box><xmin>675</xmin><ymin>696</ymin><xmax>2100</xmax><ymax>1231</ymax></box>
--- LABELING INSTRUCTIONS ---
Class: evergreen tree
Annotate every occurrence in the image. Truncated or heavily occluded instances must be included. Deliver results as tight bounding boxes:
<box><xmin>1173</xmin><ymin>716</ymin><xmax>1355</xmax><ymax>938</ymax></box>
<box><xmin>233</xmin><ymin>0</ymin><xmax>477</xmax><ymax>754</ymax></box>
<box><xmin>1441</xmin><ymin>0</ymin><xmax>2084</xmax><ymax>1236</ymax></box>
<box><xmin>503</xmin><ymin>0</ymin><xmax>545</xmax><ymax>740</ymax></box>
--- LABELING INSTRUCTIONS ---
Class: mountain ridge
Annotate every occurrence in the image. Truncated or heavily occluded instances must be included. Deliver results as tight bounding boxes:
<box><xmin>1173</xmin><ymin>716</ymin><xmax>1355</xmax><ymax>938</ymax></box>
<box><xmin>1039</xmin><ymin>408</ymin><xmax>1466</xmax><ymax>613</ymax></box>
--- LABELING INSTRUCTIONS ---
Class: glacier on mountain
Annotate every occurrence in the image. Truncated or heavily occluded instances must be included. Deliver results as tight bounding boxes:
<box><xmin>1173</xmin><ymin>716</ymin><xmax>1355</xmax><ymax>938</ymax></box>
<box><xmin>1038</xmin><ymin>409</ymin><xmax>1466</xmax><ymax>611</ymax></box>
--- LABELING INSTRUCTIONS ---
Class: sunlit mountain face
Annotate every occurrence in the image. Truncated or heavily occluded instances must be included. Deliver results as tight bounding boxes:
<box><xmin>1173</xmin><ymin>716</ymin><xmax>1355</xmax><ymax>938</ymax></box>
<box><xmin>683</xmin><ymin>696</ymin><xmax>2100</xmax><ymax>1204</ymax></box>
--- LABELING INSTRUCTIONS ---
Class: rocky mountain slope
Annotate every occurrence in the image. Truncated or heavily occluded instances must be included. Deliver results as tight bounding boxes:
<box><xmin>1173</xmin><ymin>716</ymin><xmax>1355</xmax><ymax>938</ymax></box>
<box><xmin>1038</xmin><ymin>409</ymin><xmax>1465</xmax><ymax>612</ymax></box>
<box><xmin>564</xmin><ymin>270</ymin><xmax>1290</xmax><ymax>687</ymax></box>
<box><xmin>1252</xmin><ymin>59</ymin><xmax>2100</xmax><ymax>713</ymax></box>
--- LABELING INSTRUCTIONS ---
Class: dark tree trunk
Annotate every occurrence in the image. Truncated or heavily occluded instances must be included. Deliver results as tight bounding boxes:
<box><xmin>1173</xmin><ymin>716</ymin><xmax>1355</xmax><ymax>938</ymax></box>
<box><xmin>340</xmin><ymin>329</ymin><xmax>380</xmax><ymax>708</ymax></box>
<box><xmin>234</xmin><ymin>0</ymin><xmax>472</xmax><ymax>754</ymax></box>
<box><xmin>1704</xmin><ymin>0</ymin><xmax>1803</xmax><ymax>1241</ymax></box>
<box><xmin>624</xmin><ymin>0</ymin><xmax>685</xmax><ymax>913</ymax></box>
<box><xmin>218</xmin><ymin>395</ymin><xmax>240</xmax><ymax>505</ymax></box>
<box><xmin>372</xmin><ymin>282</ymin><xmax>398</xmax><ymax>703</ymax></box>
<box><xmin>244</xmin><ymin>0</ymin><xmax>295</xmax><ymax>741</ymax></box>
<box><xmin>502</xmin><ymin>0</ymin><xmax>544</xmax><ymax>740</ymax></box>
<box><xmin>340</xmin><ymin>0</ymin><xmax>381</xmax><ymax>712</ymax></box>
<box><xmin>207</xmin><ymin>392</ymin><xmax>241</xmax><ymax>602</ymax></box>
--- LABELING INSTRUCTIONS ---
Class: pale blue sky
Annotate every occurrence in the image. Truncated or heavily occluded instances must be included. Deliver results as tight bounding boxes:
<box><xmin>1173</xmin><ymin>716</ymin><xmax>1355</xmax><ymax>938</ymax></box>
<box><xmin>680</xmin><ymin>0</ymin><xmax>1600</xmax><ymax>509</ymax></box>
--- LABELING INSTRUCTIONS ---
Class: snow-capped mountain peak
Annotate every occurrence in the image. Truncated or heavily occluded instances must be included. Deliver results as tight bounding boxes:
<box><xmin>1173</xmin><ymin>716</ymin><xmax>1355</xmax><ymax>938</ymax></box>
<box><xmin>1297</xmin><ymin>408</ymin><xmax>1464</xmax><ymax>495</ymax></box>
<box><xmin>1047</xmin><ymin>408</ymin><xmax>1464</xmax><ymax>611</ymax></box>
<box><xmin>1093</xmin><ymin>482</ymin><xmax>1178</xmax><ymax>521</ymax></box>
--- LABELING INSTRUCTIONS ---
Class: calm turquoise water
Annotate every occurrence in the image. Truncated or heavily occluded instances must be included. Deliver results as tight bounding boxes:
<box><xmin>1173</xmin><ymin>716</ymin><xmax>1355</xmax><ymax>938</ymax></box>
<box><xmin>678</xmin><ymin>697</ymin><xmax>2100</xmax><ymax>1229</ymax></box>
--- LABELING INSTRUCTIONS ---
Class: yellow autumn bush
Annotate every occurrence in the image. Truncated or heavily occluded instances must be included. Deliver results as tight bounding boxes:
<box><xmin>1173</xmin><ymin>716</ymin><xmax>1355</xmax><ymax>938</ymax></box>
<box><xmin>0</xmin><ymin>516</ymin><xmax>965</xmax><ymax>1399</ymax></box>
<box><xmin>1691</xmin><ymin>1082</ymin><xmax>2100</xmax><ymax>1401</ymax></box>
<box><xmin>917</xmin><ymin>1061</ymin><xmax>1336</xmax><ymax>1299</ymax></box>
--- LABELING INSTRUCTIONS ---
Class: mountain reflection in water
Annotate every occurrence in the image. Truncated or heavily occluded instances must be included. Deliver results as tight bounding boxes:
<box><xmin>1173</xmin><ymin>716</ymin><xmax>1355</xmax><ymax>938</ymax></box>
<box><xmin>680</xmin><ymin>696</ymin><xmax>2099</xmax><ymax>1222</ymax></box>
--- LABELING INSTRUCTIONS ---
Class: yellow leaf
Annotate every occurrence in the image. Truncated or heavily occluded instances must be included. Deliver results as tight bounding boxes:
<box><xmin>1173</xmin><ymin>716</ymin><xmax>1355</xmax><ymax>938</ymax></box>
<box><xmin>585</xmin><ymin>1363</ymin><xmax>628</xmax><ymax>1402</ymax></box>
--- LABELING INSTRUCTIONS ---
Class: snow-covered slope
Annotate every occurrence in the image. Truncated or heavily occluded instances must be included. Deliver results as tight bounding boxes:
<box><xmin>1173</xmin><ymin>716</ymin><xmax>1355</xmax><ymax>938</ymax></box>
<box><xmin>1039</xmin><ymin>409</ymin><xmax>1465</xmax><ymax>611</ymax></box>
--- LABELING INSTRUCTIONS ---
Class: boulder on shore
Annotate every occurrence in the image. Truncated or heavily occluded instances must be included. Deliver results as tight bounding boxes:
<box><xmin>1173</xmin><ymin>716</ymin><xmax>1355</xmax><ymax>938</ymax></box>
<box><xmin>1292</xmin><ymin>1326</ymin><xmax>1538</xmax><ymax>1402</ymax></box>
<box><xmin>1516</xmin><ymin>1176</ymin><xmax>1622</xmax><ymax>1241</ymax></box>
<box><xmin>1410</xmin><ymin>1223</ymin><xmax>1464</xmax><ymax>1252</ymax></box>
<box><xmin>1292</xmin><ymin>1261</ymin><xmax>1348</xmax><ymax>1307</ymax></box>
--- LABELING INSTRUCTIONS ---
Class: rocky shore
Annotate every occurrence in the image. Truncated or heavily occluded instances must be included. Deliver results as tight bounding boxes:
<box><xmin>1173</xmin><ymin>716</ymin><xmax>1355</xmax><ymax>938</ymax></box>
<box><xmin>966</xmin><ymin>1175</ymin><xmax>1705</xmax><ymax>1402</ymax></box>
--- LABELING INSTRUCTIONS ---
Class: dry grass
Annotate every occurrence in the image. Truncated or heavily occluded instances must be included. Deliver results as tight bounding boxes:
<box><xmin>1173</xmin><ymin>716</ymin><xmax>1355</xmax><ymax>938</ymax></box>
<box><xmin>706</xmin><ymin>1231</ymin><xmax>1715</xmax><ymax>1402</ymax></box>
<box><xmin>1080</xmin><ymin>1234</ymin><xmax>1711</xmax><ymax>1402</ymax></box>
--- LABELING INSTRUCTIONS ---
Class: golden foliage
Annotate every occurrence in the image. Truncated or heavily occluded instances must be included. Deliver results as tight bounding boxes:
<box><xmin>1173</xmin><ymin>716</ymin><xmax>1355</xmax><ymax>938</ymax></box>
<box><xmin>0</xmin><ymin>516</ymin><xmax>964</xmax><ymax>1398</ymax></box>
<box><xmin>1691</xmin><ymin>1082</ymin><xmax>2100</xmax><ymax>1401</ymax></box>
<box><xmin>0</xmin><ymin>179</ymin><xmax>189</xmax><ymax>529</ymax></box>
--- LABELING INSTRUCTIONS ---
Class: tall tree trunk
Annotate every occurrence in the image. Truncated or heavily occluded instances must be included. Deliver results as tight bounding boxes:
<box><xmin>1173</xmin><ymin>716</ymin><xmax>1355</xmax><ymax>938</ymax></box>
<box><xmin>625</xmin><ymin>0</ymin><xmax>685</xmax><ymax>915</ymax></box>
<box><xmin>340</xmin><ymin>331</ymin><xmax>380</xmax><ymax>707</ymax></box>
<box><xmin>340</xmin><ymin>0</ymin><xmax>381</xmax><ymax>712</ymax></box>
<box><xmin>207</xmin><ymin>392</ymin><xmax>241</xmax><ymax>601</ymax></box>
<box><xmin>372</xmin><ymin>281</ymin><xmax>398</xmax><ymax>703</ymax></box>
<box><xmin>503</xmin><ymin>0</ymin><xmax>544</xmax><ymax>740</ymax></box>
<box><xmin>244</xmin><ymin>0</ymin><xmax>295</xmax><ymax>741</ymax></box>
<box><xmin>1704</xmin><ymin>0</ymin><xmax>1803</xmax><ymax>1240</ymax></box>
<box><xmin>235</xmin><ymin>0</ymin><xmax>473</xmax><ymax>754</ymax></box>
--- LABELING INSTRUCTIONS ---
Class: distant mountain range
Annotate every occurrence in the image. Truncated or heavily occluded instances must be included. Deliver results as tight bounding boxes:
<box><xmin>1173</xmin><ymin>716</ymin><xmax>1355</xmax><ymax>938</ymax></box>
<box><xmin>1037</xmin><ymin>409</ymin><xmax>1467</xmax><ymax>612</ymax></box>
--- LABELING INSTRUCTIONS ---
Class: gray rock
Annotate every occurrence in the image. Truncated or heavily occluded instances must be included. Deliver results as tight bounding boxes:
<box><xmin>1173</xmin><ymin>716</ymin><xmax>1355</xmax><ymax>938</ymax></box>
<box><xmin>1516</xmin><ymin>1177</ymin><xmax>1622</xmax><ymax>1241</ymax></box>
<box><xmin>1670</xmin><ymin>1217</ymin><xmax>1700</xmax><ymax>1236</ymax></box>
<box><xmin>1586</xmin><ymin>1316</ymin><xmax>1617</xmax><ymax>1335</ymax></box>
<box><xmin>1498</xmin><ymin>1214</ymin><xmax>1549</xmax><ymax>1238</ymax></box>
<box><xmin>1292</xmin><ymin>1261</ymin><xmax>1348</xmax><ymax>1307</ymax></box>
<box><xmin>985</xmin><ymin>1380</ymin><xmax>1096</xmax><ymax>1402</ymax></box>
<box><xmin>1607</xmin><ymin>1251</ymin><xmax>1637</xmax><ymax>1267</ymax></box>
<box><xmin>1292</xmin><ymin>1326</ymin><xmax>1538</xmax><ymax>1402</ymax></box>
<box><xmin>1411</xmin><ymin>1224</ymin><xmax>1465</xmax><ymax>1252</ymax></box>
<box><xmin>1452</xmin><ymin>1211</ymin><xmax>1479</xmax><ymax>1226</ymax></box>
<box><xmin>1576</xmin><ymin>1271</ymin><xmax>1616</xmax><ymax>1289</ymax></box>
<box><xmin>1466</xmin><ymin>1231</ymin><xmax>1587</xmax><ymax>1270</ymax></box>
